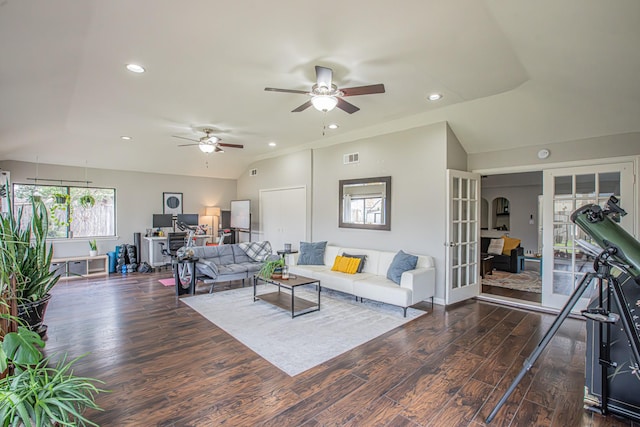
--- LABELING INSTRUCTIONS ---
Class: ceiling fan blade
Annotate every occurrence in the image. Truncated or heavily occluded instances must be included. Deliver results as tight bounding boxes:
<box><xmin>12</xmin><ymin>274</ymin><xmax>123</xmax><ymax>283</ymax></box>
<box><xmin>215</xmin><ymin>146</ymin><xmax>224</xmax><ymax>153</ymax></box>
<box><xmin>315</xmin><ymin>66</ymin><xmax>333</xmax><ymax>89</ymax></box>
<box><xmin>341</xmin><ymin>84</ymin><xmax>386</xmax><ymax>97</ymax></box>
<box><xmin>172</xmin><ymin>135</ymin><xmax>200</xmax><ymax>142</ymax></box>
<box><xmin>292</xmin><ymin>100</ymin><xmax>313</xmax><ymax>112</ymax></box>
<box><xmin>336</xmin><ymin>98</ymin><xmax>360</xmax><ymax>114</ymax></box>
<box><xmin>177</xmin><ymin>143</ymin><xmax>200</xmax><ymax>147</ymax></box>
<box><xmin>218</xmin><ymin>143</ymin><xmax>244</xmax><ymax>149</ymax></box>
<box><xmin>265</xmin><ymin>87</ymin><xmax>309</xmax><ymax>95</ymax></box>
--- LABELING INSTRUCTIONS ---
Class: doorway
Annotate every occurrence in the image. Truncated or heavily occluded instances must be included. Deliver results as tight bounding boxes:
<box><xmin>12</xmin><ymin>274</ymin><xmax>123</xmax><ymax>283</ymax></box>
<box><xmin>478</xmin><ymin>161</ymin><xmax>635</xmax><ymax>311</ymax></box>
<box><xmin>480</xmin><ymin>172</ymin><xmax>542</xmax><ymax>304</ymax></box>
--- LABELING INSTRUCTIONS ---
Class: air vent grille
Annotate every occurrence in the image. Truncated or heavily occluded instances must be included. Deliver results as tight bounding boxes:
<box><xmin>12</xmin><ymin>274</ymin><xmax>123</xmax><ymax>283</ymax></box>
<box><xmin>343</xmin><ymin>153</ymin><xmax>359</xmax><ymax>164</ymax></box>
<box><xmin>249</xmin><ymin>169</ymin><xmax>257</xmax><ymax>176</ymax></box>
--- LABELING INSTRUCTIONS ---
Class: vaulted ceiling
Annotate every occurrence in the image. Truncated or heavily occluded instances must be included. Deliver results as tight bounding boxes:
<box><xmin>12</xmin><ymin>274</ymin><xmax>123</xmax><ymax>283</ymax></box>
<box><xmin>1</xmin><ymin>0</ymin><xmax>638</xmax><ymax>179</ymax></box>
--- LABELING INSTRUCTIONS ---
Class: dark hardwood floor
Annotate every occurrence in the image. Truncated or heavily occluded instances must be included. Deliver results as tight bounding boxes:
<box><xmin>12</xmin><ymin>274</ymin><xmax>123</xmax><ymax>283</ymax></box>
<box><xmin>42</xmin><ymin>271</ymin><xmax>636</xmax><ymax>426</ymax></box>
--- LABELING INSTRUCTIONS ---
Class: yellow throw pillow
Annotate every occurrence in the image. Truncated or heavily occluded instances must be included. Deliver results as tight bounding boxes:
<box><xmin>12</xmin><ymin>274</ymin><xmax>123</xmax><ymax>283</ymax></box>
<box><xmin>501</xmin><ymin>236</ymin><xmax>521</xmax><ymax>255</ymax></box>
<box><xmin>331</xmin><ymin>256</ymin><xmax>361</xmax><ymax>274</ymax></box>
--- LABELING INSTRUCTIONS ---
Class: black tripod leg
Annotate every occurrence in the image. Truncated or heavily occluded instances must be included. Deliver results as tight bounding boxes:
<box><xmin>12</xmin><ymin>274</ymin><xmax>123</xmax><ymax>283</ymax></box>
<box><xmin>486</xmin><ymin>272</ymin><xmax>596</xmax><ymax>423</ymax></box>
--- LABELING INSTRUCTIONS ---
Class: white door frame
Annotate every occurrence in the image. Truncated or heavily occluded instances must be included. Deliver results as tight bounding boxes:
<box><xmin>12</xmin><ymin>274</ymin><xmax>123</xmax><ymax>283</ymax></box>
<box><xmin>542</xmin><ymin>162</ymin><xmax>635</xmax><ymax>310</ymax></box>
<box><xmin>445</xmin><ymin>170</ymin><xmax>481</xmax><ymax>305</ymax></box>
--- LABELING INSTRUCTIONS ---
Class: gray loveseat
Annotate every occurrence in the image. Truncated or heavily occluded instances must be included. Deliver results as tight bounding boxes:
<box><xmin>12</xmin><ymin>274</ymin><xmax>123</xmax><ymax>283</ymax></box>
<box><xmin>191</xmin><ymin>242</ymin><xmax>276</xmax><ymax>290</ymax></box>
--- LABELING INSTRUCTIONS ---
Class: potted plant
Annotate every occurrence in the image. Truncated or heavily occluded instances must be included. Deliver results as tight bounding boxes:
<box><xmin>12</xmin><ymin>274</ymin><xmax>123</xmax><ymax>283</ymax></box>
<box><xmin>79</xmin><ymin>194</ymin><xmax>95</xmax><ymax>208</ymax></box>
<box><xmin>0</xmin><ymin>299</ymin><xmax>105</xmax><ymax>426</ymax></box>
<box><xmin>52</xmin><ymin>193</ymin><xmax>69</xmax><ymax>205</ymax></box>
<box><xmin>0</xmin><ymin>195</ymin><xmax>60</xmax><ymax>337</ymax></box>
<box><xmin>258</xmin><ymin>257</ymin><xmax>285</xmax><ymax>279</ymax></box>
<box><xmin>51</xmin><ymin>193</ymin><xmax>72</xmax><ymax>227</ymax></box>
<box><xmin>89</xmin><ymin>239</ymin><xmax>98</xmax><ymax>257</ymax></box>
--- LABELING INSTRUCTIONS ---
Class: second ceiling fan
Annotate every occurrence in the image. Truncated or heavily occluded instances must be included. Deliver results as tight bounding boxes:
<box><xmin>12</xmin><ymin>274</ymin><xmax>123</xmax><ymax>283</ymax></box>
<box><xmin>173</xmin><ymin>129</ymin><xmax>243</xmax><ymax>153</ymax></box>
<box><xmin>265</xmin><ymin>65</ymin><xmax>385</xmax><ymax>114</ymax></box>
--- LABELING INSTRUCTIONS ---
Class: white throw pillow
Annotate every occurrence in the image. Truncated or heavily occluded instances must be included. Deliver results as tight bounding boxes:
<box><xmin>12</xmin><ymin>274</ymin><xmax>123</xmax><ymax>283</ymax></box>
<box><xmin>487</xmin><ymin>238</ymin><xmax>505</xmax><ymax>255</ymax></box>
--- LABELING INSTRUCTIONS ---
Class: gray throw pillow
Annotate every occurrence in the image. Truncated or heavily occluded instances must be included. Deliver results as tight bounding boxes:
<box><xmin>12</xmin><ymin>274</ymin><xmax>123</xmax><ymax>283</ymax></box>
<box><xmin>386</xmin><ymin>250</ymin><xmax>418</xmax><ymax>285</ymax></box>
<box><xmin>297</xmin><ymin>241</ymin><xmax>327</xmax><ymax>265</ymax></box>
<box><xmin>342</xmin><ymin>253</ymin><xmax>367</xmax><ymax>273</ymax></box>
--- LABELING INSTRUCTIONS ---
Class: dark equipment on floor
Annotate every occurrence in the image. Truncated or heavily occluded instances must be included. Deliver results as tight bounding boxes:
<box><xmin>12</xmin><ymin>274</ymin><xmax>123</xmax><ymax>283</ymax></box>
<box><xmin>486</xmin><ymin>196</ymin><xmax>640</xmax><ymax>423</ymax></box>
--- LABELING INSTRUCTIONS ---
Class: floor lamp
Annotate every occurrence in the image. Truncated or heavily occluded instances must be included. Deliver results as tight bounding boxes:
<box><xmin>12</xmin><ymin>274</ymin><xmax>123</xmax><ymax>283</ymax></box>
<box><xmin>205</xmin><ymin>206</ymin><xmax>221</xmax><ymax>243</ymax></box>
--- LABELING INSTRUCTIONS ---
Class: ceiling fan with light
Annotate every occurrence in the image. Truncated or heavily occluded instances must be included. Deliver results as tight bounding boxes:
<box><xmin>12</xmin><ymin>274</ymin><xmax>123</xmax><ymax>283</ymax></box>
<box><xmin>172</xmin><ymin>129</ymin><xmax>244</xmax><ymax>153</ymax></box>
<box><xmin>265</xmin><ymin>65</ymin><xmax>385</xmax><ymax>114</ymax></box>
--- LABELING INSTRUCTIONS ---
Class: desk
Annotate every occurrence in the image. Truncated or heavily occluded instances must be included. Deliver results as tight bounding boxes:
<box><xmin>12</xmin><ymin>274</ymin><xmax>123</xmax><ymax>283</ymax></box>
<box><xmin>143</xmin><ymin>235</ymin><xmax>213</xmax><ymax>268</ymax></box>
<box><xmin>143</xmin><ymin>236</ymin><xmax>170</xmax><ymax>267</ymax></box>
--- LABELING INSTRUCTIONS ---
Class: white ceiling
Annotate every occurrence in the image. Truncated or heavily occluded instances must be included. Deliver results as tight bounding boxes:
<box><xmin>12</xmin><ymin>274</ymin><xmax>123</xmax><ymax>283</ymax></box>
<box><xmin>1</xmin><ymin>0</ymin><xmax>639</xmax><ymax>179</ymax></box>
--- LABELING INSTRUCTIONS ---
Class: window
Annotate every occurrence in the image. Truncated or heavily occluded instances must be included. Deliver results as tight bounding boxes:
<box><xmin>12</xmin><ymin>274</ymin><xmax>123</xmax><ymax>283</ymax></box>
<box><xmin>346</xmin><ymin>196</ymin><xmax>384</xmax><ymax>225</ymax></box>
<box><xmin>13</xmin><ymin>184</ymin><xmax>116</xmax><ymax>238</ymax></box>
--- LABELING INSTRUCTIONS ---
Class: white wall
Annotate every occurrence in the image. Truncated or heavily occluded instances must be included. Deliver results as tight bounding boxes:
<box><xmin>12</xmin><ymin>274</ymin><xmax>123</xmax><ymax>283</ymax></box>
<box><xmin>1</xmin><ymin>160</ymin><xmax>236</xmax><ymax>258</ymax></box>
<box><xmin>481</xmin><ymin>186</ymin><xmax>541</xmax><ymax>253</ymax></box>
<box><xmin>468</xmin><ymin>132</ymin><xmax>640</xmax><ymax>171</ymax></box>
<box><xmin>236</xmin><ymin>150</ymin><xmax>313</xmax><ymax>241</ymax></box>
<box><xmin>239</xmin><ymin>122</ymin><xmax>455</xmax><ymax>301</ymax></box>
<box><xmin>480</xmin><ymin>172</ymin><xmax>542</xmax><ymax>253</ymax></box>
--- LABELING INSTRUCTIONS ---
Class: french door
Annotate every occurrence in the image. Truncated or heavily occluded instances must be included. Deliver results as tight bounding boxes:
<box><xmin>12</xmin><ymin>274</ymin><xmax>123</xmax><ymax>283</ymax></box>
<box><xmin>445</xmin><ymin>170</ymin><xmax>481</xmax><ymax>305</ymax></box>
<box><xmin>542</xmin><ymin>162</ymin><xmax>635</xmax><ymax>310</ymax></box>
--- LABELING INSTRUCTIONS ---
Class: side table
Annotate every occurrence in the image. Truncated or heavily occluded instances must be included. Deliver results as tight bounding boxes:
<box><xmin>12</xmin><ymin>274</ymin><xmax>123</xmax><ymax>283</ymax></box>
<box><xmin>277</xmin><ymin>249</ymin><xmax>299</xmax><ymax>258</ymax></box>
<box><xmin>481</xmin><ymin>255</ymin><xmax>494</xmax><ymax>278</ymax></box>
<box><xmin>174</xmin><ymin>257</ymin><xmax>199</xmax><ymax>296</ymax></box>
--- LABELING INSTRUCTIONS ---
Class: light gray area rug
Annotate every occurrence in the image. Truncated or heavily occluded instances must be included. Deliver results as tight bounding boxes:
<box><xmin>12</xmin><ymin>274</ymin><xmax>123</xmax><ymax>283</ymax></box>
<box><xmin>182</xmin><ymin>285</ymin><xmax>426</xmax><ymax>376</ymax></box>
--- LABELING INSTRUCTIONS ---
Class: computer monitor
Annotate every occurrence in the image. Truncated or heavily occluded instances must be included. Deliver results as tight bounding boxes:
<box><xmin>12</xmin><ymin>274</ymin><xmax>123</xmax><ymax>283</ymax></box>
<box><xmin>176</xmin><ymin>213</ymin><xmax>199</xmax><ymax>226</ymax></box>
<box><xmin>152</xmin><ymin>214</ymin><xmax>173</xmax><ymax>228</ymax></box>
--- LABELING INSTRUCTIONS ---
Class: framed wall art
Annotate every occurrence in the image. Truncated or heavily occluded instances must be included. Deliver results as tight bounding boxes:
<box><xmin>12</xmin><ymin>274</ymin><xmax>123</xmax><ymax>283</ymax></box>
<box><xmin>163</xmin><ymin>192</ymin><xmax>183</xmax><ymax>215</ymax></box>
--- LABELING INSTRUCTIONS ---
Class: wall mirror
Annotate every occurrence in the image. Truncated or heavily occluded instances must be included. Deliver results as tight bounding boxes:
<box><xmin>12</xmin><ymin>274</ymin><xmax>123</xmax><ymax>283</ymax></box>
<box><xmin>339</xmin><ymin>176</ymin><xmax>391</xmax><ymax>230</ymax></box>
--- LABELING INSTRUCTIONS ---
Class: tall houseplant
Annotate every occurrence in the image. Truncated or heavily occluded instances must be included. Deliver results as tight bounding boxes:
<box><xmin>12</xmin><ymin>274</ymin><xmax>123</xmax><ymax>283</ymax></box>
<box><xmin>0</xmin><ymin>194</ymin><xmax>60</xmax><ymax>335</ymax></box>
<box><xmin>0</xmin><ymin>299</ymin><xmax>105</xmax><ymax>426</ymax></box>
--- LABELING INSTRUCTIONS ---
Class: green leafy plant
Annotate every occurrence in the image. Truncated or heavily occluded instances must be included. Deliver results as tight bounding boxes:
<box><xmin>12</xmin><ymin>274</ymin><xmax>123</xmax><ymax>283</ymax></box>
<box><xmin>0</xmin><ymin>298</ymin><xmax>105</xmax><ymax>426</ymax></box>
<box><xmin>0</xmin><ymin>195</ymin><xmax>60</xmax><ymax>304</ymax></box>
<box><xmin>0</xmin><ymin>355</ymin><xmax>105</xmax><ymax>427</ymax></box>
<box><xmin>51</xmin><ymin>193</ymin><xmax>72</xmax><ymax>227</ymax></box>
<box><xmin>89</xmin><ymin>240</ymin><xmax>97</xmax><ymax>251</ymax></box>
<box><xmin>257</xmin><ymin>257</ymin><xmax>284</xmax><ymax>279</ymax></box>
<box><xmin>0</xmin><ymin>326</ymin><xmax>44</xmax><ymax>374</ymax></box>
<box><xmin>79</xmin><ymin>194</ymin><xmax>95</xmax><ymax>208</ymax></box>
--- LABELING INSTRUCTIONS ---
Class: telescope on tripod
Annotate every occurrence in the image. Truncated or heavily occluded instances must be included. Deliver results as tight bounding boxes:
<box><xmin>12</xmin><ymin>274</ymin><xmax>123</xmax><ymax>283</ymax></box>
<box><xmin>486</xmin><ymin>196</ymin><xmax>640</xmax><ymax>423</ymax></box>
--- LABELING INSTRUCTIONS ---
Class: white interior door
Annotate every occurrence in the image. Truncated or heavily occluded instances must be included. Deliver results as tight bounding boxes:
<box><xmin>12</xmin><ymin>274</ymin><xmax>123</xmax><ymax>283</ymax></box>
<box><xmin>445</xmin><ymin>170</ymin><xmax>481</xmax><ymax>305</ymax></box>
<box><xmin>542</xmin><ymin>162</ymin><xmax>635</xmax><ymax>310</ymax></box>
<box><xmin>260</xmin><ymin>187</ymin><xmax>306</xmax><ymax>251</ymax></box>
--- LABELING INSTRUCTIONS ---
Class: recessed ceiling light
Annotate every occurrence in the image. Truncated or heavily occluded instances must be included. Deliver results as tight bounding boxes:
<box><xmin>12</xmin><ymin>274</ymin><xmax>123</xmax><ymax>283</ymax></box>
<box><xmin>427</xmin><ymin>93</ymin><xmax>442</xmax><ymax>101</ymax></box>
<box><xmin>126</xmin><ymin>64</ymin><xmax>145</xmax><ymax>73</ymax></box>
<box><xmin>268</xmin><ymin>142</ymin><xmax>277</xmax><ymax>147</ymax></box>
<box><xmin>327</xmin><ymin>123</ymin><xmax>339</xmax><ymax>130</ymax></box>
<box><xmin>120</xmin><ymin>136</ymin><xmax>132</xmax><ymax>140</ymax></box>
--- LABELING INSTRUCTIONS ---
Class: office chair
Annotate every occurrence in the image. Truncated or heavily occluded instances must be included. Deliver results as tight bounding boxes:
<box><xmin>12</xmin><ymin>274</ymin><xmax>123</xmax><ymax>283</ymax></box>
<box><xmin>159</xmin><ymin>232</ymin><xmax>187</xmax><ymax>269</ymax></box>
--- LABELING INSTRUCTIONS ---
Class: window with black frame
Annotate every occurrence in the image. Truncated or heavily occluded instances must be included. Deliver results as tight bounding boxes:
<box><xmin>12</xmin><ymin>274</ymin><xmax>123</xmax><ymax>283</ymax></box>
<box><xmin>13</xmin><ymin>184</ymin><xmax>116</xmax><ymax>238</ymax></box>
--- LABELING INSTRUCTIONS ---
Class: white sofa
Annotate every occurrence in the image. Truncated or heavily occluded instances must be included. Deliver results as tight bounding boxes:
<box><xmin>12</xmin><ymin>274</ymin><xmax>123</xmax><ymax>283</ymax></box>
<box><xmin>288</xmin><ymin>245</ymin><xmax>435</xmax><ymax>316</ymax></box>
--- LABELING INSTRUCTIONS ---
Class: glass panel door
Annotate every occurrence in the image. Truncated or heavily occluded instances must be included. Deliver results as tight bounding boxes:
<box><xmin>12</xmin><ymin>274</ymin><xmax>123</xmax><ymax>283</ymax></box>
<box><xmin>445</xmin><ymin>170</ymin><xmax>481</xmax><ymax>304</ymax></box>
<box><xmin>542</xmin><ymin>162</ymin><xmax>634</xmax><ymax>310</ymax></box>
